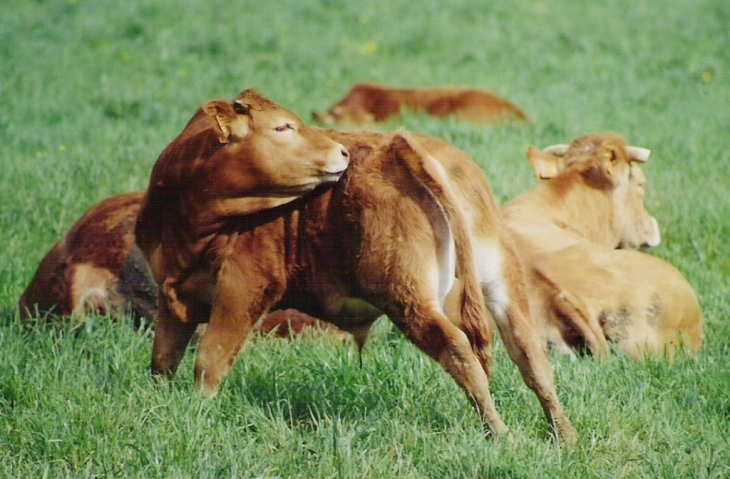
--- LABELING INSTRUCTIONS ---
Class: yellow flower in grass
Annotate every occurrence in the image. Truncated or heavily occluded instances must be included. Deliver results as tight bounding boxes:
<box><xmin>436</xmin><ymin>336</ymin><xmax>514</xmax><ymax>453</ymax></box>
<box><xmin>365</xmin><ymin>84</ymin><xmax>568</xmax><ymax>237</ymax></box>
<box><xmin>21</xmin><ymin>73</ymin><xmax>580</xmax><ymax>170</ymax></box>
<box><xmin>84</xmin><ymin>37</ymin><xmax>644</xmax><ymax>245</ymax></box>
<box><xmin>360</xmin><ymin>41</ymin><xmax>378</xmax><ymax>56</ymax></box>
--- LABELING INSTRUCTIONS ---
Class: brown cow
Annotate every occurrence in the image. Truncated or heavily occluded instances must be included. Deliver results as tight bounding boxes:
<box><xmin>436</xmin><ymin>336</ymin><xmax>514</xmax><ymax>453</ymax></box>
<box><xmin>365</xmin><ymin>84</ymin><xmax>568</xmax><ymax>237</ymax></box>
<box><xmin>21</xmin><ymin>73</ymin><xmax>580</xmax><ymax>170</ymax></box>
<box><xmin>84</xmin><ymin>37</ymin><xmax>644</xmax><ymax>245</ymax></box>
<box><xmin>501</xmin><ymin>133</ymin><xmax>702</xmax><ymax>359</ymax></box>
<box><xmin>20</xmin><ymin>88</ymin><xmax>349</xmax><ymax>319</ymax></box>
<box><xmin>137</xmin><ymin>98</ymin><xmax>577</xmax><ymax>443</ymax></box>
<box><xmin>18</xmin><ymin>191</ymin><xmax>158</xmax><ymax>325</ymax></box>
<box><xmin>17</xmin><ymin>191</ymin><xmax>348</xmax><ymax>340</ymax></box>
<box><xmin>313</xmin><ymin>83</ymin><xmax>530</xmax><ymax>125</ymax></box>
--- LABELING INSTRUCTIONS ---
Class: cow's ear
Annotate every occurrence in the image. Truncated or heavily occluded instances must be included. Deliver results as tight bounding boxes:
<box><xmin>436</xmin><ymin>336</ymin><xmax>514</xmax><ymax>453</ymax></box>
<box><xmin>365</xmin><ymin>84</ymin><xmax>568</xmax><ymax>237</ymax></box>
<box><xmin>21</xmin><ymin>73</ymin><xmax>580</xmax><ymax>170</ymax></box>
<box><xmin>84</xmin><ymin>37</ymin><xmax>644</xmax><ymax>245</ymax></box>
<box><xmin>527</xmin><ymin>146</ymin><xmax>563</xmax><ymax>180</ymax></box>
<box><xmin>203</xmin><ymin>100</ymin><xmax>250</xmax><ymax>144</ymax></box>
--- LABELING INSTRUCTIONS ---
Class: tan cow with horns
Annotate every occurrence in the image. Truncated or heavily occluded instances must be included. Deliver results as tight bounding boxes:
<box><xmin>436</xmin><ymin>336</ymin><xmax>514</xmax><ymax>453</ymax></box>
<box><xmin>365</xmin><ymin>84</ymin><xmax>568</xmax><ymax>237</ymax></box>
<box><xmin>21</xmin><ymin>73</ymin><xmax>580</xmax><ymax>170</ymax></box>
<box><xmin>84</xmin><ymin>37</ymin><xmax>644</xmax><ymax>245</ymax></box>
<box><xmin>135</xmin><ymin>88</ymin><xmax>577</xmax><ymax>443</ymax></box>
<box><xmin>502</xmin><ymin>133</ymin><xmax>702</xmax><ymax>359</ymax></box>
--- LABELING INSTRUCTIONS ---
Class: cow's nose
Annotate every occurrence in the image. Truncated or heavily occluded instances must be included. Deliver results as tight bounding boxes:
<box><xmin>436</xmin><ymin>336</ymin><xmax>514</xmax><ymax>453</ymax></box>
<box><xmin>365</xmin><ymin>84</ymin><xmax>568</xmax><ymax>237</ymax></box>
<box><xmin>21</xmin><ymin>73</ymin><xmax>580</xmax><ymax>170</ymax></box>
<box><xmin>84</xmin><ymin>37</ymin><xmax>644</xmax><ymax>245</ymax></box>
<box><xmin>341</xmin><ymin>148</ymin><xmax>349</xmax><ymax>158</ymax></box>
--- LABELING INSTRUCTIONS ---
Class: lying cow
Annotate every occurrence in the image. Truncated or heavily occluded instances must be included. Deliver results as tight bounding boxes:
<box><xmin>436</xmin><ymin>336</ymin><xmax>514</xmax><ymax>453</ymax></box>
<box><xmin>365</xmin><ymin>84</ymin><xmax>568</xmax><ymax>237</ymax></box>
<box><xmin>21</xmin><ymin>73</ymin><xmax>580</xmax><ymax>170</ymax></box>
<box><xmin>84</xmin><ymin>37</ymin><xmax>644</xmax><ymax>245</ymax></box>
<box><xmin>18</xmin><ymin>191</ymin><xmax>157</xmax><ymax>326</ymax></box>
<box><xmin>136</xmin><ymin>89</ymin><xmax>576</xmax><ymax>443</ymax></box>
<box><xmin>501</xmin><ymin>133</ymin><xmax>703</xmax><ymax>359</ymax></box>
<box><xmin>313</xmin><ymin>83</ymin><xmax>530</xmax><ymax>125</ymax></box>
<box><xmin>17</xmin><ymin>191</ymin><xmax>348</xmax><ymax>340</ymax></box>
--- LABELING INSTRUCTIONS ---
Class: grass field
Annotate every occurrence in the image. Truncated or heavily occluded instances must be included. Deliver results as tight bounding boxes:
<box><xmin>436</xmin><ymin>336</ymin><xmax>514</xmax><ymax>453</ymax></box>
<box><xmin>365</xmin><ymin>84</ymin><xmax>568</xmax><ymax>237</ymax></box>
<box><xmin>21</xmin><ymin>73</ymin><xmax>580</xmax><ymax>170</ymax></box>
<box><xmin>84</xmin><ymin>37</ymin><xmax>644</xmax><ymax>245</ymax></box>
<box><xmin>1</xmin><ymin>0</ymin><xmax>729</xmax><ymax>477</ymax></box>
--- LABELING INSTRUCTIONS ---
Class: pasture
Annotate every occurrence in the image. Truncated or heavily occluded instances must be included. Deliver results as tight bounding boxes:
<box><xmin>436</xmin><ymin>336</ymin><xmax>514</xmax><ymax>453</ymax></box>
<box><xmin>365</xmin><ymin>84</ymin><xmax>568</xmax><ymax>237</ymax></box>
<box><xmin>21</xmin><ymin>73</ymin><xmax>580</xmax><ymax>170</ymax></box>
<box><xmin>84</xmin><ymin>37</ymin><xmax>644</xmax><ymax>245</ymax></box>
<box><xmin>1</xmin><ymin>0</ymin><xmax>728</xmax><ymax>477</ymax></box>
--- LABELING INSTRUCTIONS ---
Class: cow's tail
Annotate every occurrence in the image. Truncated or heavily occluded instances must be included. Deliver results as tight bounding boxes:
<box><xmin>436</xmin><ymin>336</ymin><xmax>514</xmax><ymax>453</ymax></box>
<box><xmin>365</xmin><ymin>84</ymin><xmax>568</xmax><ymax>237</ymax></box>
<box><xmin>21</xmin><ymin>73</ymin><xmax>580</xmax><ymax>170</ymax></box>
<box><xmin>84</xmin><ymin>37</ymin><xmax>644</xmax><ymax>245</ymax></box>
<box><xmin>391</xmin><ymin>130</ymin><xmax>493</xmax><ymax>373</ymax></box>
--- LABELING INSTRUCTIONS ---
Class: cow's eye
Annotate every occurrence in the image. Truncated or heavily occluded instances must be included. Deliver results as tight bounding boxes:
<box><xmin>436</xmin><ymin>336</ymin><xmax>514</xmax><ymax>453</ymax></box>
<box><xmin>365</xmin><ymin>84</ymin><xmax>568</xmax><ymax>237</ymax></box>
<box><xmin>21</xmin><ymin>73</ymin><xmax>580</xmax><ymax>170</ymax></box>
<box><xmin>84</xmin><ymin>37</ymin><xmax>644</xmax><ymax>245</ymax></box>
<box><xmin>274</xmin><ymin>123</ymin><xmax>294</xmax><ymax>132</ymax></box>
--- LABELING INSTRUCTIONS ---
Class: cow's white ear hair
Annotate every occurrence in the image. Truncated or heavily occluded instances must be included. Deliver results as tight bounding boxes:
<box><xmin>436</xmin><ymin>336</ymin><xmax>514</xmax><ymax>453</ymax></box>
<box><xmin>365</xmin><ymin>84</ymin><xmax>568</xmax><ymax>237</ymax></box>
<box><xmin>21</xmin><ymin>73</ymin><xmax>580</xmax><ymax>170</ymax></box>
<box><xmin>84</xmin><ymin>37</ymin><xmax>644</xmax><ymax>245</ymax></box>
<box><xmin>203</xmin><ymin>101</ymin><xmax>233</xmax><ymax>144</ymax></box>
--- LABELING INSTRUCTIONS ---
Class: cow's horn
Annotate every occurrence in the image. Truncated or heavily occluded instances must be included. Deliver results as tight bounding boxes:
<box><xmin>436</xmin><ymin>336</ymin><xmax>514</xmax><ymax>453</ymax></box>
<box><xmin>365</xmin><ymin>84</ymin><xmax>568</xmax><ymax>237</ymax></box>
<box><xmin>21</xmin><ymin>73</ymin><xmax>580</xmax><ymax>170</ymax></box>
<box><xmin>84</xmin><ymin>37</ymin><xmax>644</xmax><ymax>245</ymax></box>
<box><xmin>542</xmin><ymin>144</ymin><xmax>570</xmax><ymax>157</ymax></box>
<box><xmin>624</xmin><ymin>146</ymin><xmax>651</xmax><ymax>162</ymax></box>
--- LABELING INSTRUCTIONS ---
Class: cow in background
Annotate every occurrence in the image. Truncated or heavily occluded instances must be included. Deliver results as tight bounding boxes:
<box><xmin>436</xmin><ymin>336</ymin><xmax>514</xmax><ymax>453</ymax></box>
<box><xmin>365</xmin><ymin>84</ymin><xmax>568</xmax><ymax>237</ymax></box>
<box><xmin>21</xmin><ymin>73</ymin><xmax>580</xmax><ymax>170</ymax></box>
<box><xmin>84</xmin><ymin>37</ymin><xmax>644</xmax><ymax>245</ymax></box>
<box><xmin>501</xmin><ymin>133</ymin><xmax>702</xmax><ymax>359</ymax></box>
<box><xmin>18</xmin><ymin>191</ymin><xmax>157</xmax><ymax>326</ymax></box>
<box><xmin>313</xmin><ymin>83</ymin><xmax>529</xmax><ymax>125</ymax></box>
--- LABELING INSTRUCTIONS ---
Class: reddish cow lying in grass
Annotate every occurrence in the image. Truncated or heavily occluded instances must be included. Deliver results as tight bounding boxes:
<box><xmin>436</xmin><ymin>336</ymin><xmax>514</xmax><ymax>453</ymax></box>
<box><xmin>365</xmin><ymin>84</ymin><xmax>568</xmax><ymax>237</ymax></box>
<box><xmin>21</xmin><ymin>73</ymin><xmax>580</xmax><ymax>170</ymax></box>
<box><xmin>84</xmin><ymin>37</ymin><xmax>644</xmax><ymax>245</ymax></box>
<box><xmin>501</xmin><ymin>133</ymin><xmax>702</xmax><ymax>359</ymax></box>
<box><xmin>136</xmin><ymin>89</ymin><xmax>577</xmax><ymax>443</ymax></box>
<box><xmin>313</xmin><ymin>83</ymin><xmax>530</xmax><ymax>125</ymax></box>
<box><xmin>18</xmin><ymin>191</ymin><xmax>158</xmax><ymax>326</ymax></box>
<box><xmin>17</xmin><ymin>191</ymin><xmax>348</xmax><ymax>340</ymax></box>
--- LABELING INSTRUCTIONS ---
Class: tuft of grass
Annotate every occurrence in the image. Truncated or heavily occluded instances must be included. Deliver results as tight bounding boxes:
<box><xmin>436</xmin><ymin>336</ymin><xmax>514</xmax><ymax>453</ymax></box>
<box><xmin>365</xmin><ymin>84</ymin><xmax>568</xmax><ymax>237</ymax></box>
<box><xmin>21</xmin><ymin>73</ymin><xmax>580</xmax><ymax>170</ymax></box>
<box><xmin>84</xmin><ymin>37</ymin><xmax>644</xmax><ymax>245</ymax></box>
<box><xmin>1</xmin><ymin>0</ymin><xmax>729</xmax><ymax>477</ymax></box>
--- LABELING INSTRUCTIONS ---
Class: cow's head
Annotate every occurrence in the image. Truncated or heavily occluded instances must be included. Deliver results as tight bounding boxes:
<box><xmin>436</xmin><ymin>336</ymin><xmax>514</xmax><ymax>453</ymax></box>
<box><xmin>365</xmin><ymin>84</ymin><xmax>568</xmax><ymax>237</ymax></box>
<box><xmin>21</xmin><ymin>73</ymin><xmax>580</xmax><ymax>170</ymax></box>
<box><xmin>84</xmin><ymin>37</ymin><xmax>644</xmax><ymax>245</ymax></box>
<box><xmin>312</xmin><ymin>104</ymin><xmax>375</xmax><ymax>126</ymax></box>
<box><xmin>312</xmin><ymin>85</ymin><xmax>383</xmax><ymax>125</ymax></box>
<box><xmin>527</xmin><ymin>133</ymin><xmax>661</xmax><ymax>249</ymax></box>
<box><xmin>200</xmin><ymin>89</ymin><xmax>350</xmax><ymax>197</ymax></box>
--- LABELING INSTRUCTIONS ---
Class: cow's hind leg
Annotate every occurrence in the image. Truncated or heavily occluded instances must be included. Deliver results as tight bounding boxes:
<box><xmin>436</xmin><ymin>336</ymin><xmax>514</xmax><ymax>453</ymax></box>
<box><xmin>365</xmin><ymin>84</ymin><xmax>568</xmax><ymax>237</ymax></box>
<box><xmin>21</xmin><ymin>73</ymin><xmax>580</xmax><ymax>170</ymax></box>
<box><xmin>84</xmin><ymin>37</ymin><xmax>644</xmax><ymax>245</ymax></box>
<box><xmin>485</xmin><ymin>246</ymin><xmax>578</xmax><ymax>445</ymax></box>
<box><xmin>495</xmin><ymin>303</ymin><xmax>577</xmax><ymax>444</ymax></box>
<box><xmin>389</xmin><ymin>303</ymin><xmax>511</xmax><ymax>440</ymax></box>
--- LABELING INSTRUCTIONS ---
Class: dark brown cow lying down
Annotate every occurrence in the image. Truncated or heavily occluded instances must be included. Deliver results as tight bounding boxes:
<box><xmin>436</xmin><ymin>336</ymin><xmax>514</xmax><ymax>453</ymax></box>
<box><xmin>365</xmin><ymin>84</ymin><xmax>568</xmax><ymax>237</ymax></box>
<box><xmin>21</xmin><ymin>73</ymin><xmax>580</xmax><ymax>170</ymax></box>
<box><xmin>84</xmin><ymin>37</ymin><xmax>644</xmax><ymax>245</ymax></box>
<box><xmin>502</xmin><ymin>133</ymin><xmax>702</xmax><ymax>359</ymax></box>
<box><xmin>136</xmin><ymin>89</ymin><xmax>576</xmax><ymax>443</ymax></box>
<box><xmin>313</xmin><ymin>83</ymin><xmax>530</xmax><ymax>125</ymax></box>
<box><xmin>18</xmin><ymin>191</ymin><xmax>158</xmax><ymax>325</ymax></box>
<box><xmin>17</xmin><ymin>192</ymin><xmax>347</xmax><ymax>340</ymax></box>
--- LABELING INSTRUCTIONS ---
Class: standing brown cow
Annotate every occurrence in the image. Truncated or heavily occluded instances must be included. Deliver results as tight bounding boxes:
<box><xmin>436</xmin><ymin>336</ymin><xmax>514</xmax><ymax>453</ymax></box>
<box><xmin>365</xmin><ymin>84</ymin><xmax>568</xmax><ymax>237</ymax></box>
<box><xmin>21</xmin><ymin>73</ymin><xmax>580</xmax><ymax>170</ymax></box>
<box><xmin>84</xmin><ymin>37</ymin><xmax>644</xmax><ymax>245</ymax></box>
<box><xmin>19</xmin><ymin>89</ymin><xmax>349</xmax><ymax>326</ymax></box>
<box><xmin>502</xmin><ymin>133</ymin><xmax>702</xmax><ymax>359</ymax></box>
<box><xmin>138</xmin><ymin>91</ymin><xmax>576</xmax><ymax>443</ymax></box>
<box><xmin>313</xmin><ymin>83</ymin><xmax>530</xmax><ymax>125</ymax></box>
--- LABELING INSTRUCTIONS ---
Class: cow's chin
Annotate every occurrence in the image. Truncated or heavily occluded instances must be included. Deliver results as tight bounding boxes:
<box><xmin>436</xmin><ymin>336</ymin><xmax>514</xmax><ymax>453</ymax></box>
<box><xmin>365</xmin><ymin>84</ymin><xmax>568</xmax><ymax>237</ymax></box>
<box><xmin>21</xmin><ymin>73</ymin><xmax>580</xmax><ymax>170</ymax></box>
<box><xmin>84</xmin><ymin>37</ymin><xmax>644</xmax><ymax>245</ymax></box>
<box><xmin>319</xmin><ymin>171</ymin><xmax>346</xmax><ymax>183</ymax></box>
<box><xmin>271</xmin><ymin>175</ymin><xmax>343</xmax><ymax>195</ymax></box>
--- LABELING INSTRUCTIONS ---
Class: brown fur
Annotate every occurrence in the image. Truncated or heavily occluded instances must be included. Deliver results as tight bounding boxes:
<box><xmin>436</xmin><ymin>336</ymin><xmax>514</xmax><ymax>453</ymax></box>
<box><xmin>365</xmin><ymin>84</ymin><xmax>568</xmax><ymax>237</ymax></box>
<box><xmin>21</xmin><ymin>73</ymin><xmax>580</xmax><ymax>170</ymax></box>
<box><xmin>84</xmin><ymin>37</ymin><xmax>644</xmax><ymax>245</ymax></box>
<box><xmin>257</xmin><ymin>309</ymin><xmax>349</xmax><ymax>341</ymax></box>
<box><xmin>20</xmin><ymin>89</ymin><xmax>349</xmax><ymax>331</ymax></box>
<box><xmin>18</xmin><ymin>191</ymin><xmax>158</xmax><ymax>325</ymax></box>
<box><xmin>137</xmin><ymin>100</ymin><xmax>576</xmax><ymax>443</ymax></box>
<box><xmin>502</xmin><ymin>133</ymin><xmax>701</xmax><ymax>359</ymax></box>
<box><xmin>135</xmin><ymin>88</ymin><xmax>350</xmax><ymax>282</ymax></box>
<box><xmin>313</xmin><ymin>83</ymin><xmax>530</xmax><ymax>125</ymax></box>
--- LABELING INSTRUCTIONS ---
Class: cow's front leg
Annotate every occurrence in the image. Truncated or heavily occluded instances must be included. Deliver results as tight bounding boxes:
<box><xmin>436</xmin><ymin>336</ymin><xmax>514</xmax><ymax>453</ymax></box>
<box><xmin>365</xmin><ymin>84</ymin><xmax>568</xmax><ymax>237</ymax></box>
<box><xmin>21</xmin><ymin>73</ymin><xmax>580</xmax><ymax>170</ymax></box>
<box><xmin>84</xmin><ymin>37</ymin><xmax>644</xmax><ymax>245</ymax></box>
<box><xmin>151</xmin><ymin>296</ymin><xmax>207</xmax><ymax>380</ymax></box>
<box><xmin>194</xmin><ymin>264</ymin><xmax>283</xmax><ymax>398</ymax></box>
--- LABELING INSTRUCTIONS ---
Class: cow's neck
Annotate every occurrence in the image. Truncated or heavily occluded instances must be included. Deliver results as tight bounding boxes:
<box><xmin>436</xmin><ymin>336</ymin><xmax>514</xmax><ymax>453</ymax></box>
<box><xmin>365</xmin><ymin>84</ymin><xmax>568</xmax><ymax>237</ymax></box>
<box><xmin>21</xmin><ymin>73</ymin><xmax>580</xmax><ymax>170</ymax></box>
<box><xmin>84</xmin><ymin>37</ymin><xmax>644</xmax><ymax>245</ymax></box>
<box><xmin>505</xmin><ymin>181</ymin><xmax>620</xmax><ymax>249</ymax></box>
<box><xmin>542</xmin><ymin>182</ymin><xmax>619</xmax><ymax>248</ymax></box>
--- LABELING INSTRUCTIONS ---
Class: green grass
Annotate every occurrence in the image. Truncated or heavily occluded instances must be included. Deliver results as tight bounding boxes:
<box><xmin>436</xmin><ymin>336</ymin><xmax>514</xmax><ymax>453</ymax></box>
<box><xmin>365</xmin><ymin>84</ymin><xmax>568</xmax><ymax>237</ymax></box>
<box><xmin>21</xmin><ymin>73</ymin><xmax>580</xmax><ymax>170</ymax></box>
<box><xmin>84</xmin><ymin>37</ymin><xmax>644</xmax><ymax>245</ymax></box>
<box><xmin>1</xmin><ymin>0</ymin><xmax>729</xmax><ymax>477</ymax></box>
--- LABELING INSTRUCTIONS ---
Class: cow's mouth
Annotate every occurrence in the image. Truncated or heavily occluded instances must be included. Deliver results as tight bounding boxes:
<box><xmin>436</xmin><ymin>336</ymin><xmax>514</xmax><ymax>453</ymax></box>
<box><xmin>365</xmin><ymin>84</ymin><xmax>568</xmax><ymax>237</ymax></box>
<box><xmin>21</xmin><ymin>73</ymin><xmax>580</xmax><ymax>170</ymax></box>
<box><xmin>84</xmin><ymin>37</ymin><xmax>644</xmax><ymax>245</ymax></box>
<box><xmin>320</xmin><ymin>169</ymin><xmax>347</xmax><ymax>182</ymax></box>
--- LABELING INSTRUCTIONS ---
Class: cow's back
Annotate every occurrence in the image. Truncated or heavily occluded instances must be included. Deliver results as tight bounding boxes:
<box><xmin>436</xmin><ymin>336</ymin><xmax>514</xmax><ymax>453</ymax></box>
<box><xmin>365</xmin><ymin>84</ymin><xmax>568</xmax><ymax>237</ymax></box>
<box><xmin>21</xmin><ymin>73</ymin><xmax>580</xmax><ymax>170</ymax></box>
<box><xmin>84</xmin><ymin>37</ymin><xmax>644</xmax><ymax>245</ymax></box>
<box><xmin>605</xmin><ymin>249</ymin><xmax>702</xmax><ymax>357</ymax></box>
<box><xmin>531</xmin><ymin>244</ymin><xmax>702</xmax><ymax>358</ymax></box>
